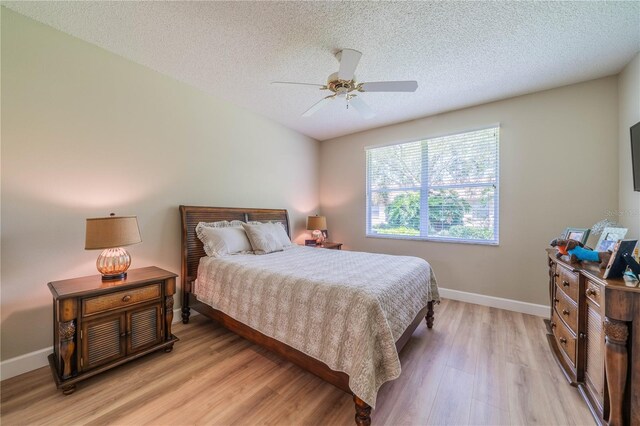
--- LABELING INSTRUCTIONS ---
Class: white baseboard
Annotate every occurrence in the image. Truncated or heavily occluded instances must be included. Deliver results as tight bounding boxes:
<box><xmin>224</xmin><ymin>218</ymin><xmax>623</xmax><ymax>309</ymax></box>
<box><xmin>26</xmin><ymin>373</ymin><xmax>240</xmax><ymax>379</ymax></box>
<box><xmin>0</xmin><ymin>307</ymin><xmax>198</xmax><ymax>381</ymax></box>
<box><xmin>0</xmin><ymin>346</ymin><xmax>52</xmax><ymax>382</ymax></box>
<box><xmin>439</xmin><ymin>287</ymin><xmax>549</xmax><ymax>317</ymax></box>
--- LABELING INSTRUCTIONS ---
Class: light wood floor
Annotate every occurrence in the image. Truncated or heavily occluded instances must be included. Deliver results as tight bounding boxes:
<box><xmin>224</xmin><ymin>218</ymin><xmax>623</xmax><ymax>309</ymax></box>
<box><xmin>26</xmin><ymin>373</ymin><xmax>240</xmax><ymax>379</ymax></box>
<box><xmin>1</xmin><ymin>299</ymin><xmax>595</xmax><ymax>425</ymax></box>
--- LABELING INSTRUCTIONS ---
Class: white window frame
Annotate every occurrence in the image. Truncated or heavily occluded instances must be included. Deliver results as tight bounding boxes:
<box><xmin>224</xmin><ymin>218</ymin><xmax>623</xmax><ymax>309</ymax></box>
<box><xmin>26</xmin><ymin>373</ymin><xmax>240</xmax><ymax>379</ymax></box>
<box><xmin>365</xmin><ymin>125</ymin><xmax>500</xmax><ymax>246</ymax></box>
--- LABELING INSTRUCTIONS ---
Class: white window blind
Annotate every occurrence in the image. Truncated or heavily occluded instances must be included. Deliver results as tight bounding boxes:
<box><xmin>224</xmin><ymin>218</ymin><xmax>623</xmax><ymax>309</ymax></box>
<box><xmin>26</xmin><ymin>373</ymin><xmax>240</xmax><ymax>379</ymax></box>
<box><xmin>366</xmin><ymin>127</ymin><xmax>499</xmax><ymax>244</ymax></box>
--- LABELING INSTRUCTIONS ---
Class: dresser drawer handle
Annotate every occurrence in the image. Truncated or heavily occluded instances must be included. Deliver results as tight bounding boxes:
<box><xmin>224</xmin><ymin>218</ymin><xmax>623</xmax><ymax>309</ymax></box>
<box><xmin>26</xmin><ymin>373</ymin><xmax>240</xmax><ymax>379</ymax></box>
<box><xmin>553</xmin><ymin>273</ymin><xmax>560</xmax><ymax>278</ymax></box>
<box><xmin>551</xmin><ymin>321</ymin><xmax>557</xmax><ymax>329</ymax></box>
<box><xmin>554</xmin><ymin>298</ymin><xmax>559</xmax><ymax>304</ymax></box>
<box><xmin>562</xmin><ymin>280</ymin><xmax>570</xmax><ymax>287</ymax></box>
<box><xmin>122</xmin><ymin>295</ymin><xmax>131</xmax><ymax>303</ymax></box>
<box><xmin>559</xmin><ymin>337</ymin><xmax>567</xmax><ymax>344</ymax></box>
<box><xmin>586</xmin><ymin>288</ymin><xmax>597</xmax><ymax>296</ymax></box>
<box><xmin>562</xmin><ymin>309</ymin><xmax>570</xmax><ymax>316</ymax></box>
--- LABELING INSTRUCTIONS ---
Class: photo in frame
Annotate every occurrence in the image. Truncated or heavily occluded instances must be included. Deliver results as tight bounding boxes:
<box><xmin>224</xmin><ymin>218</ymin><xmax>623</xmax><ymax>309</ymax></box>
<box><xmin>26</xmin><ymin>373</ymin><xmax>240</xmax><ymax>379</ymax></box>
<box><xmin>595</xmin><ymin>227</ymin><xmax>628</xmax><ymax>252</ymax></box>
<box><xmin>321</xmin><ymin>229</ymin><xmax>329</xmax><ymax>240</ymax></box>
<box><xmin>563</xmin><ymin>227</ymin><xmax>591</xmax><ymax>245</ymax></box>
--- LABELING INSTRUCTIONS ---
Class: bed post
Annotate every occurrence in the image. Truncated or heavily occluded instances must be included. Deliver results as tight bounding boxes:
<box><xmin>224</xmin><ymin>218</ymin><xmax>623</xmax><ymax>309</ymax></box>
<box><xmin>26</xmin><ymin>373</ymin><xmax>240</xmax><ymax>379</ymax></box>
<box><xmin>182</xmin><ymin>282</ymin><xmax>191</xmax><ymax>324</ymax></box>
<box><xmin>425</xmin><ymin>300</ymin><xmax>434</xmax><ymax>329</ymax></box>
<box><xmin>354</xmin><ymin>395</ymin><xmax>371</xmax><ymax>426</ymax></box>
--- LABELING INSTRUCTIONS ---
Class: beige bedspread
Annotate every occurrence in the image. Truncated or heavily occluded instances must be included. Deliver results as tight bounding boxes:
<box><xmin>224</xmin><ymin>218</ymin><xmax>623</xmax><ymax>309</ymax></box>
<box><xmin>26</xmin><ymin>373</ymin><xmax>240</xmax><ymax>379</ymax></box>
<box><xmin>194</xmin><ymin>245</ymin><xmax>439</xmax><ymax>407</ymax></box>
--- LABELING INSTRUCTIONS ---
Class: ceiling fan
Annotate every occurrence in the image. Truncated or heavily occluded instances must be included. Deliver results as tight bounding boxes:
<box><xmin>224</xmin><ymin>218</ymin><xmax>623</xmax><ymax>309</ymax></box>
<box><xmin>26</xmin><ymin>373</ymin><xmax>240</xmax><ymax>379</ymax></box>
<box><xmin>272</xmin><ymin>49</ymin><xmax>418</xmax><ymax>119</ymax></box>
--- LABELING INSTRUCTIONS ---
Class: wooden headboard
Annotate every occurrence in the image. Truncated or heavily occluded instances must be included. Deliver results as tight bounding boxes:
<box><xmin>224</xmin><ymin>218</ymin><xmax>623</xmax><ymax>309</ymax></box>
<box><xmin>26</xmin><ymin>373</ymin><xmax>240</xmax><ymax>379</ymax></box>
<box><xmin>179</xmin><ymin>205</ymin><xmax>290</xmax><ymax>292</ymax></box>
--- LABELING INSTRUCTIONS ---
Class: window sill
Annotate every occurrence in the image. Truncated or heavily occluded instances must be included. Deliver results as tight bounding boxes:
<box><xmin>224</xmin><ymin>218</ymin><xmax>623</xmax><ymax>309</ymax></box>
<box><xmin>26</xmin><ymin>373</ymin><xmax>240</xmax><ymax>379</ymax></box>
<box><xmin>365</xmin><ymin>233</ymin><xmax>499</xmax><ymax>246</ymax></box>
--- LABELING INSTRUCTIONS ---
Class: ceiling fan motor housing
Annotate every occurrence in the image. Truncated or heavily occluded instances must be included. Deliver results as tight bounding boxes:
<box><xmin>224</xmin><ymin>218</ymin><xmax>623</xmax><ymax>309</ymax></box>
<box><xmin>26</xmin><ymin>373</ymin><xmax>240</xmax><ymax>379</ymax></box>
<box><xmin>327</xmin><ymin>72</ymin><xmax>357</xmax><ymax>94</ymax></box>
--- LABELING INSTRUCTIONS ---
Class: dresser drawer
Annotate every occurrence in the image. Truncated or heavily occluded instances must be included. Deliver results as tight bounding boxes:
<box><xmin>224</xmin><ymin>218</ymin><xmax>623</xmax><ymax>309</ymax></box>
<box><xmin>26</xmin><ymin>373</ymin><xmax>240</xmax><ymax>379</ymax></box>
<box><xmin>557</xmin><ymin>265</ymin><xmax>579</xmax><ymax>302</ymax></box>
<box><xmin>554</xmin><ymin>285</ymin><xmax>578</xmax><ymax>333</ymax></box>
<box><xmin>551</xmin><ymin>310</ymin><xmax>576</xmax><ymax>368</ymax></box>
<box><xmin>83</xmin><ymin>283</ymin><xmax>161</xmax><ymax>316</ymax></box>
<box><xmin>585</xmin><ymin>280</ymin><xmax>601</xmax><ymax>307</ymax></box>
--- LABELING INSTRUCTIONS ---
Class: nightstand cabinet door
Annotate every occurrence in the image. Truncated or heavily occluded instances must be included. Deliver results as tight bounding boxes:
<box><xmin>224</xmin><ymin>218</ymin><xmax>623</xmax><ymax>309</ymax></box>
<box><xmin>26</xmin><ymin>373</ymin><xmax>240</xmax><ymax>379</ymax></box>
<box><xmin>128</xmin><ymin>303</ymin><xmax>163</xmax><ymax>354</ymax></box>
<box><xmin>81</xmin><ymin>313</ymin><xmax>126</xmax><ymax>371</ymax></box>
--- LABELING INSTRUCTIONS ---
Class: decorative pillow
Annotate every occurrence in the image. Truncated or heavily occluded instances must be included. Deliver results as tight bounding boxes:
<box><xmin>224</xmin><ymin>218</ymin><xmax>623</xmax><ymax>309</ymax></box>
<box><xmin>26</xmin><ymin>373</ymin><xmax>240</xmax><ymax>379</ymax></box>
<box><xmin>248</xmin><ymin>221</ymin><xmax>292</xmax><ymax>248</ymax></box>
<box><xmin>195</xmin><ymin>222</ymin><xmax>252</xmax><ymax>257</ymax></box>
<box><xmin>242</xmin><ymin>222</ymin><xmax>284</xmax><ymax>255</ymax></box>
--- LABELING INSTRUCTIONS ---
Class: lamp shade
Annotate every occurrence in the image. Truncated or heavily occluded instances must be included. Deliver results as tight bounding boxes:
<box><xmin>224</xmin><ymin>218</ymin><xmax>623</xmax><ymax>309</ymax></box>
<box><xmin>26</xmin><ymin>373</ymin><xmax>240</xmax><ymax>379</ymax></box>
<box><xmin>307</xmin><ymin>215</ymin><xmax>327</xmax><ymax>230</ymax></box>
<box><xmin>85</xmin><ymin>216</ymin><xmax>142</xmax><ymax>250</ymax></box>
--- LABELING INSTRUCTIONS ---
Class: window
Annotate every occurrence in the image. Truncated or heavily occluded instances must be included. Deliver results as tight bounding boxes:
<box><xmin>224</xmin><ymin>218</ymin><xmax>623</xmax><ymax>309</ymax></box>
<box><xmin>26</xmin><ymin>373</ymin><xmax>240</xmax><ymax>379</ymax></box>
<box><xmin>366</xmin><ymin>126</ymin><xmax>499</xmax><ymax>244</ymax></box>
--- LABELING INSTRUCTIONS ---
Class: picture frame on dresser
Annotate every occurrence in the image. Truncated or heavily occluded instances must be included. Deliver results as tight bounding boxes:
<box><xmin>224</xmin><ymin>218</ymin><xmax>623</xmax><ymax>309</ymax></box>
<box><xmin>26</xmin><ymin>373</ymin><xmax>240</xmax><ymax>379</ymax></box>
<box><xmin>595</xmin><ymin>227</ymin><xmax>628</xmax><ymax>252</ymax></box>
<box><xmin>563</xmin><ymin>227</ymin><xmax>591</xmax><ymax>245</ymax></box>
<box><xmin>603</xmin><ymin>239</ymin><xmax>638</xmax><ymax>279</ymax></box>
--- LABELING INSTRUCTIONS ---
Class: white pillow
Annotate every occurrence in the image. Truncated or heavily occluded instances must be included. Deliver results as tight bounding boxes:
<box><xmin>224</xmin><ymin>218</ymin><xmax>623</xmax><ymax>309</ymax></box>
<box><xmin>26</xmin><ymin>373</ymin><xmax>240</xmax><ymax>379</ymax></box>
<box><xmin>195</xmin><ymin>223</ymin><xmax>252</xmax><ymax>257</ymax></box>
<box><xmin>242</xmin><ymin>222</ymin><xmax>284</xmax><ymax>255</ymax></box>
<box><xmin>271</xmin><ymin>222</ymin><xmax>292</xmax><ymax>248</ymax></box>
<box><xmin>247</xmin><ymin>221</ymin><xmax>292</xmax><ymax>248</ymax></box>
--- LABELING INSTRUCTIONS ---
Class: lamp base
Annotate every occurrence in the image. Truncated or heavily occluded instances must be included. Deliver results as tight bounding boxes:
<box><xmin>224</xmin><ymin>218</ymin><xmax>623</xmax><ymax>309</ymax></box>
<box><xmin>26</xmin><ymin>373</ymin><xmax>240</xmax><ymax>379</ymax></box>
<box><xmin>96</xmin><ymin>247</ymin><xmax>131</xmax><ymax>280</ymax></box>
<box><xmin>101</xmin><ymin>272</ymin><xmax>127</xmax><ymax>281</ymax></box>
<box><xmin>312</xmin><ymin>229</ymin><xmax>324</xmax><ymax>244</ymax></box>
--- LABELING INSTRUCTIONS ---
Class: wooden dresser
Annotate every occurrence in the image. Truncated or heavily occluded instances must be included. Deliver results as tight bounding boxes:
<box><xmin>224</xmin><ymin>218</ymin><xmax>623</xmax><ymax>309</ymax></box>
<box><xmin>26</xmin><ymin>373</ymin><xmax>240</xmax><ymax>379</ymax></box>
<box><xmin>546</xmin><ymin>249</ymin><xmax>639</xmax><ymax>425</ymax></box>
<box><xmin>48</xmin><ymin>266</ymin><xmax>178</xmax><ymax>394</ymax></box>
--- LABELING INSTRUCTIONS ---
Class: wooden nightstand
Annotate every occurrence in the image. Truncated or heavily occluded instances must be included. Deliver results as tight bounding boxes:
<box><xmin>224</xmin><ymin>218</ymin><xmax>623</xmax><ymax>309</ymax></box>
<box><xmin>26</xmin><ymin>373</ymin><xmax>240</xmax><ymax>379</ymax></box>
<box><xmin>47</xmin><ymin>266</ymin><xmax>178</xmax><ymax>394</ymax></box>
<box><xmin>314</xmin><ymin>242</ymin><xmax>343</xmax><ymax>250</ymax></box>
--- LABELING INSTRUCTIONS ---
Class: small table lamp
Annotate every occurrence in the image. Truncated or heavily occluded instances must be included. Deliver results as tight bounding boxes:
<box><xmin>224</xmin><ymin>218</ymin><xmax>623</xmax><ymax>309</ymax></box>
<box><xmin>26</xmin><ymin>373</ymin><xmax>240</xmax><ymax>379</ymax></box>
<box><xmin>307</xmin><ymin>215</ymin><xmax>327</xmax><ymax>244</ymax></box>
<box><xmin>85</xmin><ymin>214</ymin><xmax>142</xmax><ymax>280</ymax></box>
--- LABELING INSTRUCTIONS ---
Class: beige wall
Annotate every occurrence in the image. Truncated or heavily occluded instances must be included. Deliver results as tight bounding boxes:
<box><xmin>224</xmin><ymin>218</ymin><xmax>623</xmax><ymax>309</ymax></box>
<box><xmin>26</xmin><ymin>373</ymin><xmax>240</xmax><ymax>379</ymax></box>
<box><xmin>0</xmin><ymin>9</ymin><xmax>320</xmax><ymax>360</ymax></box>
<box><xmin>320</xmin><ymin>78</ymin><xmax>619</xmax><ymax>306</ymax></box>
<box><xmin>618</xmin><ymin>53</ymin><xmax>640</xmax><ymax>238</ymax></box>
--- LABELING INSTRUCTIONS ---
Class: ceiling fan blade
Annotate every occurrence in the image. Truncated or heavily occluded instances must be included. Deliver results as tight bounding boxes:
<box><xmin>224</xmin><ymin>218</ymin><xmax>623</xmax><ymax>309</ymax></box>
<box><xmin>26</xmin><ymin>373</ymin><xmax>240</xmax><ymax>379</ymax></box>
<box><xmin>337</xmin><ymin>49</ymin><xmax>362</xmax><ymax>81</ymax></box>
<box><xmin>359</xmin><ymin>81</ymin><xmax>418</xmax><ymax>92</ymax></box>
<box><xmin>349</xmin><ymin>96</ymin><xmax>375</xmax><ymax>119</ymax></box>
<box><xmin>271</xmin><ymin>81</ymin><xmax>326</xmax><ymax>88</ymax></box>
<box><xmin>302</xmin><ymin>95</ymin><xmax>335</xmax><ymax>117</ymax></box>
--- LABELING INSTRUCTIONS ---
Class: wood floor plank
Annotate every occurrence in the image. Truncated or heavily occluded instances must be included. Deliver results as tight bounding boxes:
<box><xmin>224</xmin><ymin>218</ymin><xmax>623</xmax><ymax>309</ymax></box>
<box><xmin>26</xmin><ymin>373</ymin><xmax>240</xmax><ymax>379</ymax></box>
<box><xmin>469</xmin><ymin>399</ymin><xmax>511</xmax><ymax>425</ymax></box>
<box><xmin>426</xmin><ymin>366</ymin><xmax>475</xmax><ymax>425</ymax></box>
<box><xmin>0</xmin><ymin>299</ymin><xmax>595</xmax><ymax>426</ymax></box>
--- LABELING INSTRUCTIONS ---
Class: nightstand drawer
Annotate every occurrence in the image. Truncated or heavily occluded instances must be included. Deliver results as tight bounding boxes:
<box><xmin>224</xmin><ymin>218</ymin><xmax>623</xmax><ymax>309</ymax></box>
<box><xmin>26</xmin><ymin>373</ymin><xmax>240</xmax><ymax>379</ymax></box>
<box><xmin>83</xmin><ymin>283</ymin><xmax>161</xmax><ymax>316</ymax></box>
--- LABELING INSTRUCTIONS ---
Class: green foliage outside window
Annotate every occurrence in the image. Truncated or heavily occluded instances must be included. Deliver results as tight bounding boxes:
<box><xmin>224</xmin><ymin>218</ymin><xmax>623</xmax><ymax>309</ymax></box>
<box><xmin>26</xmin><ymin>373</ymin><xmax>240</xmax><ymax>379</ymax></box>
<box><xmin>383</xmin><ymin>191</ymin><xmax>471</xmax><ymax>231</ymax></box>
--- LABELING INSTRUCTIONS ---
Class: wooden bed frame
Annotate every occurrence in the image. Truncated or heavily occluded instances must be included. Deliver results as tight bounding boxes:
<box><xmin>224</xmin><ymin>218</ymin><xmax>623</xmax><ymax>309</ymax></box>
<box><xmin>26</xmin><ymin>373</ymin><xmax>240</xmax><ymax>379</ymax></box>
<box><xmin>179</xmin><ymin>205</ymin><xmax>435</xmax><ymax>425</ymax></box>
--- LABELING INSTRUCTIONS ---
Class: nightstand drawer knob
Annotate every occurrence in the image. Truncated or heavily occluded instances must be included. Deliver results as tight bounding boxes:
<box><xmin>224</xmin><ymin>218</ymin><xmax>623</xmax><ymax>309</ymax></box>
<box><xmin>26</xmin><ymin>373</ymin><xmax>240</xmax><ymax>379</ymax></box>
<box><xmin>562</xmin><ymin>280</ymin><xmax>570</xmax><ymax>287</ymax></box>
<box><xmin>122</xmin><ymin>295</ymin><xmax>131</xmax><ymax>303</ymax></box>
<box><xmin>559</xmin><ymin>337</ymin><xmax>567</xmax><ymax>344</ymax></box>
<box><xmin>562</xmin><ymin>309</ymin><xmax>570</xmax><ymax>316</ymax></box>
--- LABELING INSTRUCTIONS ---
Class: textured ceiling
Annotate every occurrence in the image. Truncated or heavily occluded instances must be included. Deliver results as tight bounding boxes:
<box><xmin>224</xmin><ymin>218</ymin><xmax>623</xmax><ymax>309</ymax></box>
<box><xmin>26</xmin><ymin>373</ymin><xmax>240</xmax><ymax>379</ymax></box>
<box><xmin>3</xmin><ymin>1</ymin><xmax>639</xmax><ymax>141</ymax></box>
